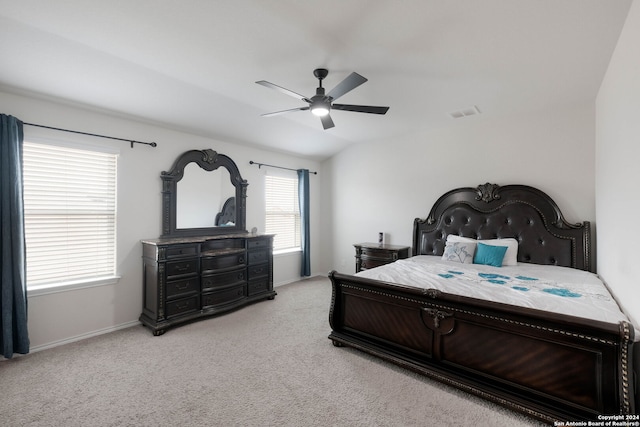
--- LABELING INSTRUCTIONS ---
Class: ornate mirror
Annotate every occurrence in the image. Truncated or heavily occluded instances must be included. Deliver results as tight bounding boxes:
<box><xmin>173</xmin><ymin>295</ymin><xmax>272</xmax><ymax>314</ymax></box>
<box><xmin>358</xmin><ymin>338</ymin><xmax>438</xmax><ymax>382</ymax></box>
<box><xmin>161</xmin><ymin>149</ymin><xmax>247</xmax><ymax>237</ymax></box>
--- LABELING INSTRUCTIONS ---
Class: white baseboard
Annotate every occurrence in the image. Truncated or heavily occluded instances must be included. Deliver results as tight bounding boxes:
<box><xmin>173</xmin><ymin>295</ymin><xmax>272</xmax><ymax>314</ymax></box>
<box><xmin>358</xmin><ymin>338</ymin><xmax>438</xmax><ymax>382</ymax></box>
<box><xmin>29</xmin><ymin>320</ymin><xmax>141</xmax><ymax>354</ymax></box>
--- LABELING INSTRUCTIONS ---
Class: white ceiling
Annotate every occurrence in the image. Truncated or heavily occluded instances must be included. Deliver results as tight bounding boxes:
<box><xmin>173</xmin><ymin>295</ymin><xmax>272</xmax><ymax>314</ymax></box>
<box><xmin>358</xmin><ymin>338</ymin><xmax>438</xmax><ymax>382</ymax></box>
<box><xmin>0</xmin><ymin>0</ymin><xmax>632</xmax><ymax>160</ymax></box>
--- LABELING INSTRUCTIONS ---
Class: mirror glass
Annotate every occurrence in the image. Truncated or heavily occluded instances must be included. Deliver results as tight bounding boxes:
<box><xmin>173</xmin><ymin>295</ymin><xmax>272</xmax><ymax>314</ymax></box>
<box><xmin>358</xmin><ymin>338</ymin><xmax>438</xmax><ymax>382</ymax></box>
<box><xmin>176</xmin><ymin>164</ymin><xmax>234</xmax><ymax>228</ymax></box>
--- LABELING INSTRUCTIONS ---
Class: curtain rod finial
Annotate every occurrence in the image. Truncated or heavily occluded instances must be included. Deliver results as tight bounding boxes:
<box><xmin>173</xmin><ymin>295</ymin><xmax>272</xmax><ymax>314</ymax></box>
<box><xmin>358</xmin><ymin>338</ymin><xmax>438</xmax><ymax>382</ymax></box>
<box><xmin>131</xmin><ymin>141</ymin><xmax>156</xmax><ymax>148</ymax></box>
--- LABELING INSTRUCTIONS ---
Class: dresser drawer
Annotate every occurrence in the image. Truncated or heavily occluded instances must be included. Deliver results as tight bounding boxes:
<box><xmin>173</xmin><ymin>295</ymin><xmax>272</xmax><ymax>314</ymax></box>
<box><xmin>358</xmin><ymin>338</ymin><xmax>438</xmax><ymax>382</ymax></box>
<box><xmin>201</xmin><ymin>253</ymin><xmax>246</xmax><ymax>273</ymax></box>
<box><xmin>248</xmin><ymin>264</ymin><xmax>269</xmax><ymax>280</ymax></box>
<box><xmin>202</xmin><ymin>284</ymin><xmax>245</xmax><ymax>308</ymax></box>
<box><xmin>360</xmin><ymin>258</ymin><xmax>389</xmax><ymax>270</ymax></box>
<box><xmin>202</xmin><ymin>238</ymin><xmax>244</xmax><ymax>252</ymax></box>
<box><xmin>248</xmin><ymin>249</ymin><xmax>268</xmax><ymax>265</ymax></box>
<box><xmin>165</xmin><ymin>295</ymin><xmax>199</xmax><ymax>318</ymax></box>
<box><xmin>166</xmin><ymin>259</ymin><xmax>198</xmax><ymax>278</ymax></box>
<box><xmin>165</xmin><ymin>244</ymin><xmax>198</xmax><ymax>259</ymax></box>
<box><xmin>360</xmin><ymin>248</ymin><xmax>398</xmax><ymax>261</ymax></box>
<box><xmin>247</xmin><ymin>238</ymin><xmax>269</xmax><ymax>250</ymax></box>
<box><xmin>166</xmin><ymin>277</ymin><xmax>199</xmax><ymax>300</ymax></box>
<box><xmin>247</xmin><ymin>278</ymin><xmax>270</xmax><ymax>296</ymax></box>
<box><xmin>201</xmin><ymin>269</ymin><xmax>246</xmax><ymax>291</ymax></box>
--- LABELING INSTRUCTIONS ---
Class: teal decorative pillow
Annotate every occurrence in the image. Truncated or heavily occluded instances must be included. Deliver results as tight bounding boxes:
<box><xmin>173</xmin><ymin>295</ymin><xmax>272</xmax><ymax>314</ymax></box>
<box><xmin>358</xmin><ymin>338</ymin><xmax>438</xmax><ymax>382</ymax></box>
<box><xmin>473</xmin><ymin>243</ymin><xmax>508</xmax><ymax>267</ymax></box>
<box><xmin>477</xmin><ymin>238</ymin><xmax>519</xmax><ymax>266</ymax></box>
<box><xmin>442</xmin><ymin>241</ymin><xmax>476</xmax><ymax>264</ymax></box>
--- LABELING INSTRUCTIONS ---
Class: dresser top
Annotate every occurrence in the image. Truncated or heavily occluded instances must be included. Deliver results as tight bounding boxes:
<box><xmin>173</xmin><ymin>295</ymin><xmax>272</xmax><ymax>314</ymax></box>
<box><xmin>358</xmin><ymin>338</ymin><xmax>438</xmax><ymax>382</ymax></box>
<box><xmin>142</xmin><ymin>232</ymin><xmax>274</xmax><ymax>246</ymax></box>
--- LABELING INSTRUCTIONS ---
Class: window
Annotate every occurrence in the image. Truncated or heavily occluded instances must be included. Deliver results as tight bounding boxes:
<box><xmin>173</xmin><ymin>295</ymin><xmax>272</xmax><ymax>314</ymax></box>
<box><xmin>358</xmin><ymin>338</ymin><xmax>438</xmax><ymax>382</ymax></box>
<box><xmin>265</xmin><ymin>174</ymin><xmax>300</xmax><ymax>251</ymax></box>
<box><xmin>22</xmin><ymin>141</ymin><xmax>118</xmax><ymax>289</ymax></box>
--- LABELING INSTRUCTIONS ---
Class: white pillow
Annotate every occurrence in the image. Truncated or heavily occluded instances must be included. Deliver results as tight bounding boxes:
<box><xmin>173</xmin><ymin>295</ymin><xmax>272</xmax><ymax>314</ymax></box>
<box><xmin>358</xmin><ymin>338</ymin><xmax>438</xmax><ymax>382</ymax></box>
<box><xmin>446</xmin><ymin>234</ymin><xmax>476</xmax><ymax>243</ymax></box>
<box><xmin>476</xmin><ymin>238</ymin><xmax>518</xmax><ymax>266</ymax></box>
<box><xmin>442</xmin><ymin>241</ymin><xmax>476</xmax><ymax>264</ymax></box>
<box><xmin>446</xmin><ymin>235</ymin><xmax>518</xmax><ymax>266</ymax></box>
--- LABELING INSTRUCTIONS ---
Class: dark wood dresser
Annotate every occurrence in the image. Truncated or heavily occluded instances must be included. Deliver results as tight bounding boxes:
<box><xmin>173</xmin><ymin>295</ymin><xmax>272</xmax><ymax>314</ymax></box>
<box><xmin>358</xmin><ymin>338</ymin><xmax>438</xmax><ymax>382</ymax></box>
<box><xmin>354</xmin><ymin>242</ymin><xmax>410</xmax><ymax>272</ymax></box>
<box><xmin>140</xmin><ymin>233</ymin><xmax>275</xmax><ymax>335</ymax></box>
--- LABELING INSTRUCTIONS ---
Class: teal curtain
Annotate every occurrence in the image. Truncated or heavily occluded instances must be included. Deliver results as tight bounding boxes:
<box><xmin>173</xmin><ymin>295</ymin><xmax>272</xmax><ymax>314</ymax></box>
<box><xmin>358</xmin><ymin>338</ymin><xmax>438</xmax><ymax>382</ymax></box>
<box><xmin>297</xmin><ymin>169</ymin><xmax>311</xmax><ymax>277</ymax></box>
<box><xmin>0</xmin><ymin>114</ymin><xmax>30</xmax><ymax>358</ymax></box>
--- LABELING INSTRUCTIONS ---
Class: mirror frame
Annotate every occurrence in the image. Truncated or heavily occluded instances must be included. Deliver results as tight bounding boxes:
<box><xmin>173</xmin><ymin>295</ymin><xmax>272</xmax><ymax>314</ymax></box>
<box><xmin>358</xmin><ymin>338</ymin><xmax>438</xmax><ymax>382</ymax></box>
<box><xmin>161</xmin><ymin>149</ymin><xmax>248</xmax><ymax>237</ymax></box>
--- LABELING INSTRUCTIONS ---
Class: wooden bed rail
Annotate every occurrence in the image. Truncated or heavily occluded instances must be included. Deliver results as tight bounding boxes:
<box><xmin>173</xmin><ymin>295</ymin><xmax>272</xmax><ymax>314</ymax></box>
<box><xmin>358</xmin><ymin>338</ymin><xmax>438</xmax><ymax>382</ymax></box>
<box><xmin>328</xmin><ymin>270</ymin><xmax>637</xmax><ymax>422</ymax></box>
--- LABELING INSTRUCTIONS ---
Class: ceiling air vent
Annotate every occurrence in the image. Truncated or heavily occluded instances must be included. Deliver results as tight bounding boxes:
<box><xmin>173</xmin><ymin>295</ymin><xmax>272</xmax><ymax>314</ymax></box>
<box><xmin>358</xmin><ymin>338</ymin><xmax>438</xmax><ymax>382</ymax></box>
<box><xmin>449</xmin><ymin>105</ymin><xmax>481</xmax><ymax>119</ymax></box>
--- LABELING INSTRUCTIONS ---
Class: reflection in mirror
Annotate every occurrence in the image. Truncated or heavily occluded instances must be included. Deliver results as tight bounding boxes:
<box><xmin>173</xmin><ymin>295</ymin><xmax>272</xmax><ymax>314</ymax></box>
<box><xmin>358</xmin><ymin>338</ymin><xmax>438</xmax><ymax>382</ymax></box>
<box><xmin>176</xmin><ymin>164</ymin><xmax>234</xmax><ymax>228</ymax></box>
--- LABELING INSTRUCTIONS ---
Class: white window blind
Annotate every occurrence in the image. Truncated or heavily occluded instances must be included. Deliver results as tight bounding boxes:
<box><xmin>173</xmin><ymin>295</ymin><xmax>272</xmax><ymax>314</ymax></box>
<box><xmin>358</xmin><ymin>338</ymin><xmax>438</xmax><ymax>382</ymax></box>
<box><xmin>23</xmin><ymin>141</ymin><xmax>117</xmax><ymax>287</ymax></box>
<box><xmin>265</xmin><ymin>174</ymin><xmax>300</xmax><ymax>251</ymax></box>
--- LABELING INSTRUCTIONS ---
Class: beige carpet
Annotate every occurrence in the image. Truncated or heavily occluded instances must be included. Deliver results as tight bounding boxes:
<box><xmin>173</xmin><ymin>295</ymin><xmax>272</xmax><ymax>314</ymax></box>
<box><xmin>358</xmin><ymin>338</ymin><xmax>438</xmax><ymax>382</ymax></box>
<box><xmin>1</xmin><ymin>276</ymin><xmax>545</xmax><ymax>426</ymax></box>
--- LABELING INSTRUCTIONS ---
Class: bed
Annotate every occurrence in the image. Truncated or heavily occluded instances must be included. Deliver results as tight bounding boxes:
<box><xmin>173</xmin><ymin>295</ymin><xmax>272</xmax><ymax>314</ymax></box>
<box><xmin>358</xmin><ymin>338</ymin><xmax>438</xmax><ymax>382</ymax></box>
<box><xmin>328</xmin><ymin>183</ymin><xmax>638</xmax><ymax>422</ymax></box>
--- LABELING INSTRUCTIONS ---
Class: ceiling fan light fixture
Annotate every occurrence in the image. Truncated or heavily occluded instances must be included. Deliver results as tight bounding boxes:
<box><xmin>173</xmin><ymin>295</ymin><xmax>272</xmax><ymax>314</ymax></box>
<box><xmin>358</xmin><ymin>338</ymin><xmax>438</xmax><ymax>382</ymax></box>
<box><xmin>311</xmin><ymin>106</ymin><xmax>329</xmax><ymax>117</ymax></box>
<box><xmin>310</xmin><ymin>101</ymin><xmax>330</xmax><ymax>117</ymax></box>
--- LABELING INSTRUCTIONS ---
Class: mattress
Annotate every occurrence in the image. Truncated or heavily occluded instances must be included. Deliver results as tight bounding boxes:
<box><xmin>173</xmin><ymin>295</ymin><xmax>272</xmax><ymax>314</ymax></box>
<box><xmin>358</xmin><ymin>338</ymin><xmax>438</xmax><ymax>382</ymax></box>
<box><xmin>356</xmin><ymin>255</ymin><xmax>638</xmax><ymax>339</ymax></box>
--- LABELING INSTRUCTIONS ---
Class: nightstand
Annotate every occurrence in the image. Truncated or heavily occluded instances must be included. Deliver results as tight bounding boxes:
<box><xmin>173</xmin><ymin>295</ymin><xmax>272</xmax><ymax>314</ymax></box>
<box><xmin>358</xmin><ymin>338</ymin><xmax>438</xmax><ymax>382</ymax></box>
<box><xmin>354</xmin><ymin>242</ymin><xmax>410</xmax><ymax>273</ymax></box>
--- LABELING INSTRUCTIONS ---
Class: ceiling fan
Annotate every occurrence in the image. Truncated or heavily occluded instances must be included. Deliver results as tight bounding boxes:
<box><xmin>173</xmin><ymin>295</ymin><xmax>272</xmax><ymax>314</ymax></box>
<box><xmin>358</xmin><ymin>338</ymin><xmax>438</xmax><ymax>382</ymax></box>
<box><xmin>256</xmin><ymin>68</ymin><xmax>389</xmax><ymax>130</ymax></box>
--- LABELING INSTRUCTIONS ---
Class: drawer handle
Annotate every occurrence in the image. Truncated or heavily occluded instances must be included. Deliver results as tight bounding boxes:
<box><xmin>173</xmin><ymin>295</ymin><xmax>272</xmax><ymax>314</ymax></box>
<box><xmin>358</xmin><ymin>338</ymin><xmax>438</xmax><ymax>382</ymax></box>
<box><xmin>238</xmin><ymin>273</ymin><xmax>244</xmax><ymax>279</ymax></box>
<box><xmin>176</xmin><ymin>302</ymin><xmax>190</xmax><ymax>310</ymax></box>
<box><xmin>237</xmin><ymin>290</ymin><xmax>244</xmax><ymax>296</ymax></box>
<box><xmin>253</xmin><ymin>267</ymin><xmax>264</xmax><ymax>274</ymax></box>
<box><xmin>238</xmin><ymin>256</ymin><xmax>245</xmax><ymax>263</ymax></box>
<box><xmin>175</xmin><ymin>264</ymin><xmax>190</xmax><ymax>272</ymax></box>
<box><xmin>175</xmin><ymin>282</ymin><xmax>190</xmax><ymax>290</ymax></box>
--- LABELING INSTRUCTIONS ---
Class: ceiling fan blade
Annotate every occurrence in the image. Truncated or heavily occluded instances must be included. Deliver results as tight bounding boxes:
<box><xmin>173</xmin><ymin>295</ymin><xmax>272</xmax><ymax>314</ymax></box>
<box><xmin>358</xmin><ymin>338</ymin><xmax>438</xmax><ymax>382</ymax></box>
<box><xmin>326</xmin><ymin>72</ymin><xmax>368</xmax><ymax>101</ymax></box>
<box><xmin>256</xmin><ymin>80</ymin><xmax>311</xmax><ymax>103</ymax></box>
<box><xmin>331</xmin><ymin>104</ymin><xmax>389</xmax><ymax>115</ymax></box>
<box><xmin>320</xmin><ymin>114</ymin><xmax>335</xmax><ymax>130</ymax></box>
<box><xmin>261</xmin><ymin>106</ymin><xmax>310</xmax><ymax>117</ymax></box>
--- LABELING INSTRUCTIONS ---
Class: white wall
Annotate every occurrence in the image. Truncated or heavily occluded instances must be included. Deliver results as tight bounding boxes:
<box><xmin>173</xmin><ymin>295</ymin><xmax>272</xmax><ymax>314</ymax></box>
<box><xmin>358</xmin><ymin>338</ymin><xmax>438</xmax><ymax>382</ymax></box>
<box><xmin>596</xmin><ymin>0</ymin><xmax>640</xmax><ymax>327</ymax></box>
<box><xmin>323</xmin><ymin>102</ymin><xmax>595</xmax><ymax>274</ymax></box>
<box><xmin>0</xmin><ymin>90</ymin><xmax>323</xmax><ymax>350</ymax></box>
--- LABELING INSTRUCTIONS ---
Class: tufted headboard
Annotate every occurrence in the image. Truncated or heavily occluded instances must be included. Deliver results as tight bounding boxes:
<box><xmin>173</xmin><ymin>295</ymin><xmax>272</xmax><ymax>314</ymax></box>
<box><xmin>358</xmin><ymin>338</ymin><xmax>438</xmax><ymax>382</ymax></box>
<box><xmin>215</xmin><ymin>197</ymin><xmax>236</xmax><ymax>226</ymax></box>
<box><xmin>413</xmin><ymin>183</ymin><xmax>592</xmax><ymax>271</ymax></box>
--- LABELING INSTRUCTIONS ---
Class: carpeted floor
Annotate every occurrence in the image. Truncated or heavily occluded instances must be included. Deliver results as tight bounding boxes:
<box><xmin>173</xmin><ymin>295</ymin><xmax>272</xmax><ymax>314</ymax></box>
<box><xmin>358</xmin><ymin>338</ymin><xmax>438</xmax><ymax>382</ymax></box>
<box><xmin>1</xmin><ymin>276</ymin><xmax>545</xmax><ymax>426</ymax></box>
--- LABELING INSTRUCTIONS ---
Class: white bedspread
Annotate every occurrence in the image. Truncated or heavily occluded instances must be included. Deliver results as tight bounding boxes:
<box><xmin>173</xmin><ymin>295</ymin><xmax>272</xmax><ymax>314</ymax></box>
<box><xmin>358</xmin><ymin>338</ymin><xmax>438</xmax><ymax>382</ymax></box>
<box><xmin>356</xmin><ymin>255</ymin><xmax>637</xmax><ymax>338</ymax></box>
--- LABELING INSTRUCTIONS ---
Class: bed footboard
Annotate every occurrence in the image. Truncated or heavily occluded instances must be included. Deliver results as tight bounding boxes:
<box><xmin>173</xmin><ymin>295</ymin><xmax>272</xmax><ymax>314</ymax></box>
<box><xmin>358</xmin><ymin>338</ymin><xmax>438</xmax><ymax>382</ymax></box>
<box><xmin>328</xmin><ymin>271</ymin><xmax>636</xmax><ymax>423</ymax></box>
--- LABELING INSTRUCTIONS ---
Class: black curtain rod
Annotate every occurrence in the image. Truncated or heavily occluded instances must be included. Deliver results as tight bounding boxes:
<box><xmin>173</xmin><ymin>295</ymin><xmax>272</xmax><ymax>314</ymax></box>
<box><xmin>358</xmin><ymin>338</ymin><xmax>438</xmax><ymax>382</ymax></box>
<box><xmin>249</xmin><ymin>161</ymin><xmax>317</xmax><ymax>175</ymax></box>
<box><xmin>23</xmin><ymin>122</ymin><xmax>157</xmax><ymax>148</ymax></box>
